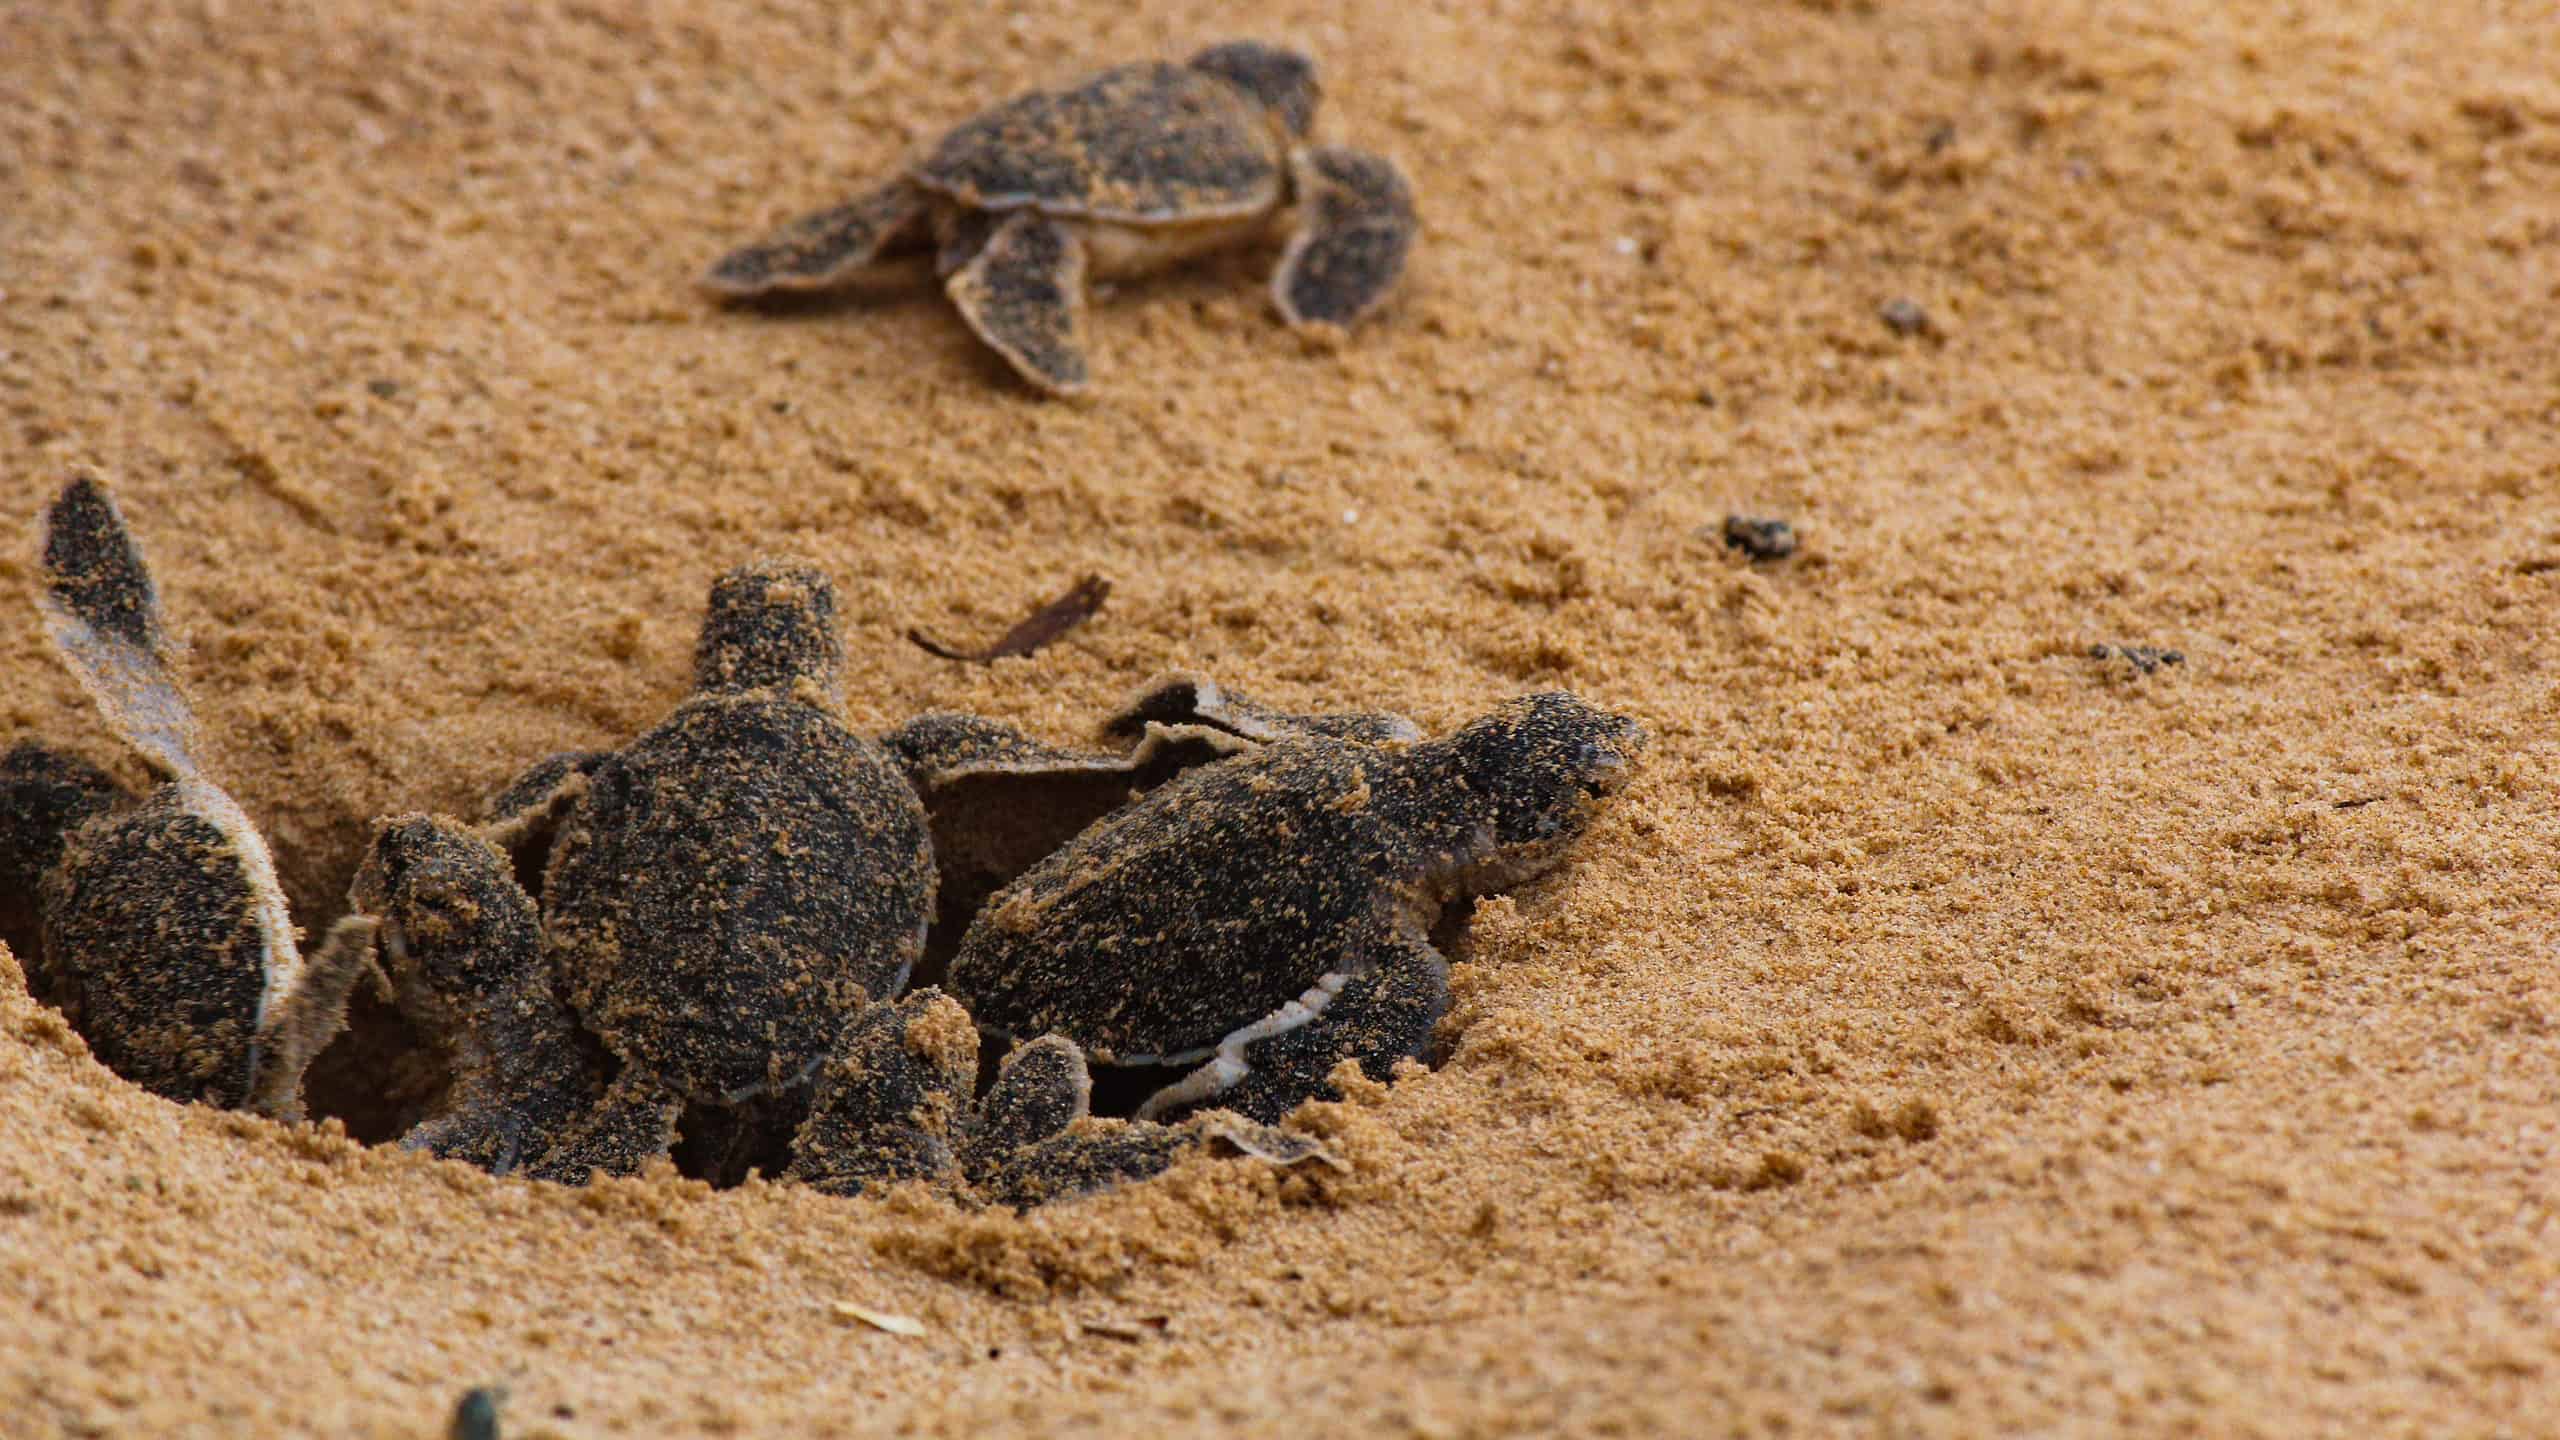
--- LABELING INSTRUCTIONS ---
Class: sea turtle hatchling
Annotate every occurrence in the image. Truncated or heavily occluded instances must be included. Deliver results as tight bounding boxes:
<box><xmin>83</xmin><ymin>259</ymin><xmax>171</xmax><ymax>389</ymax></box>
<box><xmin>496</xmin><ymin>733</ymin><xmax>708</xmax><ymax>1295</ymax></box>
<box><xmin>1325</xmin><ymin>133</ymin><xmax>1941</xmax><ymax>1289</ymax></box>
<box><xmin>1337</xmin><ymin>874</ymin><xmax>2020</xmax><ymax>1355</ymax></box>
<box><xmin>359</xmin><ymin>570</ymin><xmax>1320</xmax><ymax>1197</ymax></box>
<box><xmin>946</xmin><ymin>691</ymin><xmax>1648</xmax><ymax>1124</ymax></box>
<box><xmin>409</xmin><ymin>556</ymin><xmax>944</xmax><ymax>1182</ymax></box>
<box><xmin>358</xmin><ymin>814</ymin><xmax>1307</xmax><ymax>1204</ymax></box>
<box><xmin>701</xmin><ymin>40</ymin><xmax>1419</xmax><ymax>394</ymax></box>
<box><xmin>0</xmin><ymin>478</ymin><xmax>375</xmax><ymax>1115</ymax></box>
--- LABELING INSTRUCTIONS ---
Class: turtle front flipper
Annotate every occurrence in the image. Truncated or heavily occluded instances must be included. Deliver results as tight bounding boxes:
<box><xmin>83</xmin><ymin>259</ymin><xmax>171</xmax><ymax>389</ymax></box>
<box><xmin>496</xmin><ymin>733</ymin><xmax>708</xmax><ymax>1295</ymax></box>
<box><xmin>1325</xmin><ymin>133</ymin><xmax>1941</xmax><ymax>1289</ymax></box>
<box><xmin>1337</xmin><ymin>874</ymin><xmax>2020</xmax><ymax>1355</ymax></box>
<box><xmin>957</xmin><ymin>1034</ymin><xmax>1091</xmax><ymax>1190</ymax></box>
<box><xmin>1136</xmin><ymin>931</ymin><xmax>1449</xmax><ymax>1125</ymax></box>
<box><xmin>1271</xmin><ymin>146</ymin><xmax>1417</xmax><ymax>332</ymax></box>
<box><xmin>1106</xmin><ymin>671</ymin><xmax>1422</xmax><ymax>746</ymax></box>
<box><xmin>960</xmin><ymin>1034</ymin><xmax>1188</xmax><ymax>1210</ymax></box>
<box><xmin>37</xmin><ymin>477</ymin><xmax>201</xmax><ymax>779</ymax></box>
<box><xmin>477</xmin><ymin>749</ymin><xmax>607</xmax><ymax>899</ymax></box>
<box><xmin>242</xmin><ymin>914</ymin><xmax>381</xmax><ymax>1120</ymax></box>
<box><xmin>956</xmin><ymin>1040</ymin><xmax>1335</xmax><ymax>1210</ymax></box>
<box><xmin>700</xmin><ymin>178</ymin><xmax>933</xmax><ymax>296</ymax></box>
<box><xmin>974</xmin><ymin>1121</ymin><xmax>1195</xmax><ymax>1212</ymax></box>
<box><xmin>784</xmin><ymin>990</ymin><xmax>977</xmax><ymax>1197</ymax></box>
<box><xmin>945</xmin><ymin>209</ymin><xmax>1092</xmax><ymax>395</ymax></box>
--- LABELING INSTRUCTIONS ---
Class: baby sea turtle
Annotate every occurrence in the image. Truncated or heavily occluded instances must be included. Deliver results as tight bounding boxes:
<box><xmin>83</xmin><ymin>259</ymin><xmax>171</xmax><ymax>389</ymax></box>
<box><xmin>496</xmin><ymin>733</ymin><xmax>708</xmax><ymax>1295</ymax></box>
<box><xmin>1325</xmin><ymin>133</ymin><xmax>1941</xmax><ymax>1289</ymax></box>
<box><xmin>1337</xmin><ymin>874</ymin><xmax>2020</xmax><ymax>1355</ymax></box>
<box><xmin>702</xmin><ymin>40</ymin><xmax>1418</xmax><ymax>395</ymax></box>
<box><xmin>946</xmin><ymin>691</ymin><xmax>1647</xmax><ymax>1123</ymax></box>
<box><xmin>359</xmin><ymin>569</ymin><xmax>1312</xmax><ymax>1200</ymax></box>
<box><xmin>366</xmin><ymin>805</ymin><xmax>1315</xmax><ymax>1205</ymax></box>
<box><xmin>1</xmin><ymin>479</ymin><xmax>374</xmax><ymax>1114</ymax></box>
<box><xmin>350</xmin><ymin>815</ymin><xmax>605</xmax><ymax>1173</ymax></box>
<box><xmin>383</xmin><ymin>558</ymin><xmax>945</xmax><ymax>1181</ymax></box>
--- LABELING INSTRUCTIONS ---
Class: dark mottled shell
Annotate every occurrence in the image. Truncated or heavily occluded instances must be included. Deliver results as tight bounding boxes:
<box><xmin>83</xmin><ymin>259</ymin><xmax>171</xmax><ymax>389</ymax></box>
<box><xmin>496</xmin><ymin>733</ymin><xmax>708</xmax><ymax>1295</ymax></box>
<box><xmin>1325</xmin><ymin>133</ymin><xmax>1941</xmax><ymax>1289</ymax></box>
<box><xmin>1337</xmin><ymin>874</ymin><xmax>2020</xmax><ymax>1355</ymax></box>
<box><xmin>1</xmin><ymin>743</ymin><xmax>124</xmax><ymax>986</ymax></box>
<box><xmin>40</xmin><ymin>789</ymin><xmax>267</xmax><ymax>1106</ymax></box>
<box><xmin>914</xmin><ymin>61</ymin><xmax>1284</xmax><ymax>222</ymax></box>
<box><xmin>947</xmin><ymin>738</ymin><xmax>1427</xmax><ymax>1063</ymax></box>
<box><xmin>543</xmin><ymin>696</ymin><xmax>933</xmax><ymax>1101</ymax></box>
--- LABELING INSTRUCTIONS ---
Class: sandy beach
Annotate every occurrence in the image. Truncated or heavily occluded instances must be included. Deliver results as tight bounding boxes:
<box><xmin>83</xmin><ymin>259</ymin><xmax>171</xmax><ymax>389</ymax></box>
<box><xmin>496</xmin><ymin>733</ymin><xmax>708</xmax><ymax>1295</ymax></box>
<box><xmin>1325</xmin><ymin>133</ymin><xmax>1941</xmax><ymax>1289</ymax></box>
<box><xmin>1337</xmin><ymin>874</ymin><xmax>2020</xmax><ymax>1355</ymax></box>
<box><xmin>4</xmin><ymin>0</ymin><xmax>2558</xmax><ymax>1433</ymax></box>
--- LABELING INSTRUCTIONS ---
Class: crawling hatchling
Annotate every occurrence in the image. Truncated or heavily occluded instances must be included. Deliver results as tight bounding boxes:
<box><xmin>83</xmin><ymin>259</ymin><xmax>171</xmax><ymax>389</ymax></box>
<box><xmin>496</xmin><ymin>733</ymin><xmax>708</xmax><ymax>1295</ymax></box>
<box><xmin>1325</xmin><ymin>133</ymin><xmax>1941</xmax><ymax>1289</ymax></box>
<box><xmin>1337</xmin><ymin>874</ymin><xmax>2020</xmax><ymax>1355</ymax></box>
<box><xmin>1</xmin><ymin>479</ymin><xmax>374</xmax><ymax>1114</ymax></box>
<box><xmin>360</xmin><ymin>565</ymin><xmax>1319</xmax><ymax>1202</ymax></box>
<box><xmin>946</xmin><ymin>684</ymin><xmax>1647</xmax><ymax>1123</ymax></box>
<box><xmin>344</xmin><ymin>558</ymin><xmax>942</xmax><ymax>1180</ymax></box>
<box><xmin>702</xmin><ymin>40</ymin><xmax>1417</xmax><ymax>394</ymax></box>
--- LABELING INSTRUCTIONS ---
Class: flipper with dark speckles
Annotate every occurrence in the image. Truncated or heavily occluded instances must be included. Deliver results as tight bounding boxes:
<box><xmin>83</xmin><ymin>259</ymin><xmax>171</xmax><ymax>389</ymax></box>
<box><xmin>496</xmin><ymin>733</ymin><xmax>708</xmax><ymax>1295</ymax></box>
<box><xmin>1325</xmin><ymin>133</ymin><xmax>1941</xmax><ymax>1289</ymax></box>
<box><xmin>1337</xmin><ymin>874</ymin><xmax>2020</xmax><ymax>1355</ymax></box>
<box><xmin>701</xmin><ymin>179</ymin><xmax>931</xmax><ymax>296</ymax></box>
<box><xmin>785</xmin><ymin>990</ymin><xmax>976</xmax><ymax>1197</ymax></box>
<box><xmin>1272</xmin><ymin>147</ymin><xmax>1416</xmax><ymax>331</ymax></box>
<box><xmin>945</xmin><ymin>210</ymin><xmax>1090</xmax><ymax>395</ymax></box>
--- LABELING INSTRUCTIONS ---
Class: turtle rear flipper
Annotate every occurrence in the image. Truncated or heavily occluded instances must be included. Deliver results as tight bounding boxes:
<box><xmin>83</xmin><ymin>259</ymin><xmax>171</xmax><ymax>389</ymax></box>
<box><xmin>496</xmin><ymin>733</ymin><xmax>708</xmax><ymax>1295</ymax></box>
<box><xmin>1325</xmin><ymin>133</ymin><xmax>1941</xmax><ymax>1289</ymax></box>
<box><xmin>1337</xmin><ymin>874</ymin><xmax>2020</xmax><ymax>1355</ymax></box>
<box><xmin>521</xmin><ymin>1071</ymin><xmax>683</xmax><ymax>1184</ymax></box>
<box><xmin>1136</xmin><ymin>932</ymin><xmax>1448</xmax><ymax>1125</ymax></box>
<box><xmin>701</xmin><ymin>178</ymin><xmax>933</xmax><ymax>297</ymax></box>
<box><xmin>945</xmin><ymin>210</ymin><xmax>1091</xmax><ymax>395</ymax></box>
<box><xmin>784</xmin><ymin>990</ymin><xmax>977</xmax><ymax>1197</ymax></box>
<box><xmin>1272</xmin><ymin>147</ymin><xmax>1416</xmax><ymax>332</ymax></box>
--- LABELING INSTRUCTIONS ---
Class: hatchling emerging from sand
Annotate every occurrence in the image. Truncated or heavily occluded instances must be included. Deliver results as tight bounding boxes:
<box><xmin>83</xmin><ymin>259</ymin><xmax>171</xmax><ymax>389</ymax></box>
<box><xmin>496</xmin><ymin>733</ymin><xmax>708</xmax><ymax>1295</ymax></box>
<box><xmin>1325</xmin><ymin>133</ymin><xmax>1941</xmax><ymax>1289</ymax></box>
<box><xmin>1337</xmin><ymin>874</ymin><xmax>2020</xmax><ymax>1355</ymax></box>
<box><xmin>701</xmin><ymin>40</ymin><xmax>1418</xmax><ymax>394</ymax></box>
<box><xmin>356</xmin><ymin>569</ymin><xmax>1320</xmax><ymax>1199</ymax></box>
<box><xmin>0</xmin><ymin>479</ymin><xmax>374</xmax><ymax>1115</ymax></box>
<box><xmin>946</xmin><ymin>688</ymin><xmax>1648</xmax><ymax>1124</ymax></box>
<box><xmin>356</xmin><ymin>556</ymin><xmax>944</xmax><ymax>1182</ymax></box>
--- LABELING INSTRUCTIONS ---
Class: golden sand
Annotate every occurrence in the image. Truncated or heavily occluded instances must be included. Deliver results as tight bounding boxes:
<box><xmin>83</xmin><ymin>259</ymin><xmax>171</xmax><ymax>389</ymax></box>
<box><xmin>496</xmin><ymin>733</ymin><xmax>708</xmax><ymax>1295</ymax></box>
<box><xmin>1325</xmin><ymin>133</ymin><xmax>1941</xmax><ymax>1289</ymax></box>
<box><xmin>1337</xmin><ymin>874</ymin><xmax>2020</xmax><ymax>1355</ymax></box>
<box><xmin>4</xmin><ymin>0</ymin><xmax>2557</xmax><ymax>1433</ymax></box>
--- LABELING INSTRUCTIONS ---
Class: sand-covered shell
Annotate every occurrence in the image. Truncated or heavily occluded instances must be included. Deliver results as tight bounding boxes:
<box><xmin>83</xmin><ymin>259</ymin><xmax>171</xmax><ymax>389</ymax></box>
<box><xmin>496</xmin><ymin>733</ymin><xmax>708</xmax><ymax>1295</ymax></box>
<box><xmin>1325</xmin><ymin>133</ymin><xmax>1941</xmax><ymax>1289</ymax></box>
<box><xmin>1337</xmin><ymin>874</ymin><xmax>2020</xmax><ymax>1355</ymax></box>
<box><xmin>701</xmin><ymin>41</ymin><xmax>1417</xmax><ymax>394</ymax></box>
<box><xmin>948</xmin><ymin>693</ymin><xmax>1646</xmax><ymax>1122</ymax></box>
<box><xmin>9</xmin><ymin>479</ymin><xmax>374</xmax><ymax>1116</ymax></box>
<box><xmin>914</xmin><ymin>61</ymin><xmax>1285</xmax><ymax>221</ymax></box>
<box><xmin>538</xmin><ymin>561</ymin><xmax>936</xmax><ymax>1103</ymax></box>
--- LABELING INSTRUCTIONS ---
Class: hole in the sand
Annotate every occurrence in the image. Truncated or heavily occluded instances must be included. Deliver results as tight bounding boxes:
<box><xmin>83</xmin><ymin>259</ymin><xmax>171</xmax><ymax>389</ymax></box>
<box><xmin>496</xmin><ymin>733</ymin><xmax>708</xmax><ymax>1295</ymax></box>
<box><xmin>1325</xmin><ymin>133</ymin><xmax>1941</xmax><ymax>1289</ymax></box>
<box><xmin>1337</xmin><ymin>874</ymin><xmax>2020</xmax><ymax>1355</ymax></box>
<box><xmin>9</xmin><ymin>869</ymin><xmax>1505</xmax><ymax>1186</ymax></box>
<box><xmin>671</xmin><ymin>1093</ymin><xmax>807</xmax><ymax>1188</ymax></box>
<box><xmin>13</xmin><ymin>754</ymin><xmax>1519</xmax><ymax>1192</ymax></box>
<box><xmin>302</xmin><ymin>990</ymin><xmax>442</xmax><ymax>1145</ymax></box>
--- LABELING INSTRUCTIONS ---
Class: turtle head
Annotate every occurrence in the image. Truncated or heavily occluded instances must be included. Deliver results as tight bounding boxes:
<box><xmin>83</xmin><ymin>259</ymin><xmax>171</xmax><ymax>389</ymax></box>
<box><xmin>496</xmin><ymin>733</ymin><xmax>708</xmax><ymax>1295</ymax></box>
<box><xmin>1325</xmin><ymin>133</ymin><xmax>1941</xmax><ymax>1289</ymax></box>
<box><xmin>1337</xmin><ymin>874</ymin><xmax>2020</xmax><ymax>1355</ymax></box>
<box><xmin>1441</xmin><ymin>693</ymin><xmax>1645</xmax><ymax>877</ymax></box>
<box><xmin>694</xmin><ymin>559</ymin><xmax>844</xmax><ymax>705</ymax></box>
<box><xmin>1190</xmin><ymin>41</ymin><xmax>1319</xmax><ymax>139</ymax></box>
<box><xmin>351</xmin><ymin>814</ymin><xmax>540</xmax><ymax>1028</ymax></box>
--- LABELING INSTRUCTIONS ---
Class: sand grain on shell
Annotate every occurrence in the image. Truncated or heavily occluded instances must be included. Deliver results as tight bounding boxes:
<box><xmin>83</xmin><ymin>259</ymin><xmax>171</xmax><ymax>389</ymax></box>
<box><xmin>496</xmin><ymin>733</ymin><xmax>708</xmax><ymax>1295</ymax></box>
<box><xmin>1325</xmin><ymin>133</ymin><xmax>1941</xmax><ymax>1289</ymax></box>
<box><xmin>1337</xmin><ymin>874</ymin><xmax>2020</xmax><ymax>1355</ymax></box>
<box><xmin>4</xmin><ymin>0</ymin><xmax>2559</xmax><ymax>1435</ymax></box>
